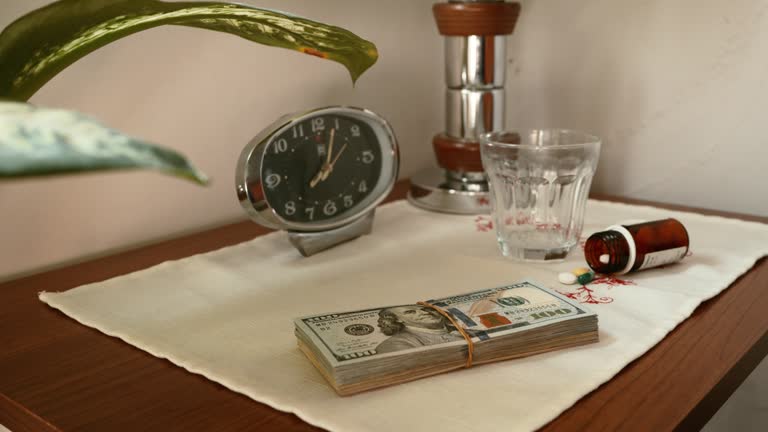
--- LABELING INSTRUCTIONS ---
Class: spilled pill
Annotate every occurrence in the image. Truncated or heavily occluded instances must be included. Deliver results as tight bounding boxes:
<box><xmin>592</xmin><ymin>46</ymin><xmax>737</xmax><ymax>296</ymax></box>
<box><xmin>558</xmin><ymin>268</ymin><xmax>596</xmax><ymax>285</ymax></box>
<box><xmin>576</xmin><ymin>271</ymin><xmax>595</xmax><ymax>285</ymax></box>
<box><xmin>572</xmin><ymin>267</ymin><xmax>591</xmax><ymax>277</ymax></box>
<box><xmin>558</xmin><ymin>272</ymin><xmax>578</xmax><ymax>285</ymax></box>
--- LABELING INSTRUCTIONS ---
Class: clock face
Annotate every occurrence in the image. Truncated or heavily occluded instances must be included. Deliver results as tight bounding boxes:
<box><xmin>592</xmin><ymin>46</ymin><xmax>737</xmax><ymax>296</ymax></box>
<box><xmin>259</xmin><ymin>111</ymin><xmax>387</xmax><ymax>226</ymax></box>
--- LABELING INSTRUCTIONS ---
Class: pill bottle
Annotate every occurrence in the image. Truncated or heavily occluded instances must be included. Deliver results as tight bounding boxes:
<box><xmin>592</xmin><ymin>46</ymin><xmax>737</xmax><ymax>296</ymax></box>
<box><xmin>584</xmin><ymin>218</ymin><xmax>689</xmax><ymax>275</ymax></box>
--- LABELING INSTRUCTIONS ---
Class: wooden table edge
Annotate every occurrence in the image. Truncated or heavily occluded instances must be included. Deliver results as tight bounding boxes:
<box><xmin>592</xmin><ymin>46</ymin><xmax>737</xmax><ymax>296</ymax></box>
<box><xmin>0</xmin><ymin>391</ymin><xmax>61</xmax><ymax>432</ymax></box>
<box><xmin>1</xmin><ymin>179</ymin><xmax>767</xmax><ymax>432</ymax></box>
<box><xmin>679</xmin><ymin>308</ymin><xmax>768</xmax><ymax>431</ymax></box>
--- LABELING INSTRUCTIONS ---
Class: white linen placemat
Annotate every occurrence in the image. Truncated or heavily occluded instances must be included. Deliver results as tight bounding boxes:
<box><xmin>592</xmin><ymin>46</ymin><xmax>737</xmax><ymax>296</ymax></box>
<box><xmin>40</xmin><ymin>199</ymin><xmax>768</xmax><ymax>432</ymax></box>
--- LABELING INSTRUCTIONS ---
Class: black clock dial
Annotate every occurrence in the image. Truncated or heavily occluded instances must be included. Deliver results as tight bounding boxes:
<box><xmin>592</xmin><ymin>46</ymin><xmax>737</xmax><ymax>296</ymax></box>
<box><xmin>261</xmin><ymin>114</ymin><xmax>383</xmax><ymax>223</ymax></box>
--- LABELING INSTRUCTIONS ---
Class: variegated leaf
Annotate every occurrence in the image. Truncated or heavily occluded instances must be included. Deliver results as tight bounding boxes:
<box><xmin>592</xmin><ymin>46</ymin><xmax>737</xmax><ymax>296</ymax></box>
<box><xmin>0</xmin><ymin>101</ymin><xmax>208</xmax><ymax>184</ymax></box>
<box><xmin>0</xmin><ymin>0</ymin><xmax>379</xmax><ymax>101</ymax></box>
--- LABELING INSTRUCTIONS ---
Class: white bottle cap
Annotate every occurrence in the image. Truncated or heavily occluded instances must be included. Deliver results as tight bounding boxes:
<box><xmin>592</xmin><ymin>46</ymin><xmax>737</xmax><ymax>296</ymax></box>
<box><xmin>605</xmin><ymin>225</ymin><xmax>637</xmax><ymax>275</ymax></box>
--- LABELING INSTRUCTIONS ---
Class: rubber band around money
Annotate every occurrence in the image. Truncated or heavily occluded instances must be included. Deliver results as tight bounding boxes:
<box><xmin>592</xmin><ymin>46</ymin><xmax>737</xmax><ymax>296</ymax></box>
<box><xmin>417</xmin><ymin>301</ymin><xmax>475</xmax><ymax>368</ymax></box>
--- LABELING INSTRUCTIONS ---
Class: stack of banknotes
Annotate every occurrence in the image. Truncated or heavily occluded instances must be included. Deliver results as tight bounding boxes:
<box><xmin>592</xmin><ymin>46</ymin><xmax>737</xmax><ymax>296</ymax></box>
<box><xmin>294</xmin><ymin>280</ymin><xmax>598</xmax><ymax>395</ymax></box>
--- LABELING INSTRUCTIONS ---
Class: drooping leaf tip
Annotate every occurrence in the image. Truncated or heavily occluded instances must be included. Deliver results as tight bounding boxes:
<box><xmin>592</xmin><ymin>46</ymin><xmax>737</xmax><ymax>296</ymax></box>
<box><xmin>349</xmin><ymin>46</ymin><xmax>379</xmax><ymax>85</ymax></box>
<box><xmin>185</xmin><ymin>168</ymin><xmax>210</xmax><ymax>186</ymax></box>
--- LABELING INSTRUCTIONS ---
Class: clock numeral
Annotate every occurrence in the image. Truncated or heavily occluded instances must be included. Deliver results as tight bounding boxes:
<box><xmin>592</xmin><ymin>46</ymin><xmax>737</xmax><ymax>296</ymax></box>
<box><xmin>284</xmin><ymin>201</ymin><xmax>296</xmax><ymax>216</ymax></box>
<box><xmin>343</xmin><ymin>195</ymin><xmax>354</xmax><ymax>208</ymax></box>
<box><xmin>350</xmin><ymin>125</ymin><xmax>361</xmax><ymax>137</ymax></box>
<box><xmin>334</xmin><ymin>118</ymin><xmax>341</xmax><ymax>130</ymax></box>
<box><xmin>305</xmin><ymin>206</ymin><xmax>315</xmax><ymax>220</ymax></box>
<box><xmin>358</xmin><ymin>180</ymin><xmax>368</xmax><ymax>193</ymax></box>
<box><xmin>292</xmin><ymin>124</ymin><xmax>304</xmax><ymax>138</ymax></box>
<box><xmin>312</xmin><ymin>117</ymin><xmax>325</xmax><ymax>132</ymax></box>
<box><xmin>323</xmin><ymin>201</ymin><xmax>338</xmax><ymax>216</ymax></box>
<box><xmin>273</xmin><ymin>138</ymin><xmax>288</xmax><ymax>154</ymax></box>
<box><xmin>361</xmin><ymin>150</ymin><xmax>375</xmax><ymax>164</ymax></box>
<box><xmin>265</xmin><ymin>173</ymin><xmax>281</xmax><ymax>189</ymax></box>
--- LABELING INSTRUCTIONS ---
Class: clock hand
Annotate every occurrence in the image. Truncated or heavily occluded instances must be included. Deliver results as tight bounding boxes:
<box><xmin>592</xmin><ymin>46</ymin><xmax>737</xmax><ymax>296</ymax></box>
<box><xmin>320</xmin><ymin>143</ymin><xmax>348</xmax><ymax>181</ymax></box>
<box><xmin>329</xmin><ymin>142</ymin><xmax>347</xmax><ymax>168</ymax></box>
<box><xmin>325</xmin><ymin>128</ymin><xmax>335</xmax><ymax>165</ymax></box>
<box><xmin>309</xmin><ymin>128</ymin><xmax>337</xmax><ymax>188</ymax></box>
<box><xmin>309</xmin><ymin>167</ymin><xmax>325</xmax><ymax>188</ymax></box>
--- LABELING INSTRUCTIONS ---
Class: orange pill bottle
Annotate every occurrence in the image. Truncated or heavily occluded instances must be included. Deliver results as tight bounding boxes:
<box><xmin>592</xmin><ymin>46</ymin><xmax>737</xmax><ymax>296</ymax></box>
<box><xmin>584</xmin><ymin>218</ymin><xmax>690</xmax><ymax>275</ymax></box>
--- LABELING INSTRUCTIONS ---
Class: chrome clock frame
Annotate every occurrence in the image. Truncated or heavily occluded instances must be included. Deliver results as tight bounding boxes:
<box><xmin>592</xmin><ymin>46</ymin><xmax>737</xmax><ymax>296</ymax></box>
<box><xmin>236</xmin><ymin>106</ymin><xmax>400</xmax><ymax>255</ymax></box>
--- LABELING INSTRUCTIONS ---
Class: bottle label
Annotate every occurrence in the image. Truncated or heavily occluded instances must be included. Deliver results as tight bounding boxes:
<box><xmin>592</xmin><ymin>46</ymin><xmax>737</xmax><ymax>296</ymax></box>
<box><xmin>639</xmin><ymin>247</ymin><xmax>688</xmax><ymax>270</ymax></box>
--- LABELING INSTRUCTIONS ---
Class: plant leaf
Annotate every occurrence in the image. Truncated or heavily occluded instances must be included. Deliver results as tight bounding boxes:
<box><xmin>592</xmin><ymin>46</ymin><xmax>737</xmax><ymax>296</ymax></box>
<box><xmin>0</xmin><ymin>101</ymin><xmax>209</xmax><ymax>184</ymax></box>
<box><xmin>0</xmin><ymin>0</ymin><xmax>379</xmax><ymax>101</ymax></box>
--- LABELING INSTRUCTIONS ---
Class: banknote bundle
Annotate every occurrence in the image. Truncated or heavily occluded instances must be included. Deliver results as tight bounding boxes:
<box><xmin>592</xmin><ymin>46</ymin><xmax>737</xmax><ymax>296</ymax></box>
<box><xmin>294</xmin><ymin>280</ymin><xmax>598</xmax><ymax>395</ymax></box>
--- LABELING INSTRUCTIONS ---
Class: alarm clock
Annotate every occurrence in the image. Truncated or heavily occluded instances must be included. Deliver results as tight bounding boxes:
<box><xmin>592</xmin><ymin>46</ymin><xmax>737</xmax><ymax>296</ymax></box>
<box><xmin>236</xmin><ymin>106</ymin><xmax>399</xmax><ymax>256</ymax></box>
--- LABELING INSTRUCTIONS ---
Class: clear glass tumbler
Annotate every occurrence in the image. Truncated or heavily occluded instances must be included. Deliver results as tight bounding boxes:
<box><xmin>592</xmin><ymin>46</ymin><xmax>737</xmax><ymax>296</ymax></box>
<box><xmin>480</xmin><ymin>130</ymin><xmax>601</xmax><ymax>261</ymax></box>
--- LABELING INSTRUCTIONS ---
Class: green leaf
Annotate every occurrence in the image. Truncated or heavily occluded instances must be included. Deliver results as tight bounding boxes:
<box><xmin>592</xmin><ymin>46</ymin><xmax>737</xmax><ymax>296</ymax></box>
<box><xmin>0</xmin><ymin>101</ymin><xmax>209</xmax><ymax>184</ymax></box>
<box><xmin>0</xmin><ymin>0</ymin><xmax>379</xmax><ymax>101</ymax></box>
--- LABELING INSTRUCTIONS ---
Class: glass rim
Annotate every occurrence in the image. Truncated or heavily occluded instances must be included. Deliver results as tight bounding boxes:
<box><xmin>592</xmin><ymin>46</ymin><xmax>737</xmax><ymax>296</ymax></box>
<box><xmin>480</xmin><ymin>129</ymin><xmax>601</xmax><ymax>149</ymax></box>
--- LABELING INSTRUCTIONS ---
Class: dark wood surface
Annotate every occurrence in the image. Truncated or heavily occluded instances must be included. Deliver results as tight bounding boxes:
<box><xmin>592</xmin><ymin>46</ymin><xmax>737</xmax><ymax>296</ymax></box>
<box><xmin>1</xmin><ymin>180</ymin><xmax>767</xmax><ymax>432</ymax></box>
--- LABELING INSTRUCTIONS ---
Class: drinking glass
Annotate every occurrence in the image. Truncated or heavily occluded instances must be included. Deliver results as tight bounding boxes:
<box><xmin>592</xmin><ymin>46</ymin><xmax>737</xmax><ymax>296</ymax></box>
<box><xmin>479</xmin><ymin>129</ymin><xmax>601</xmax><ymax>261</ymax></box>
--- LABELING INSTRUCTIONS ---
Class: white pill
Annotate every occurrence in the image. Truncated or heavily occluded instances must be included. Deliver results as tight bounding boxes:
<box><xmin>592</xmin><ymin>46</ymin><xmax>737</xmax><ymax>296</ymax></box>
<box><xmin>599</xmin><ymin>254</ymin><xmax>610</xmax><ymax>264</ymax></box>
<box><xmin>558</xmin><ymin>272</ymin><xmax>577</xmax><ymax>285</ymax></box>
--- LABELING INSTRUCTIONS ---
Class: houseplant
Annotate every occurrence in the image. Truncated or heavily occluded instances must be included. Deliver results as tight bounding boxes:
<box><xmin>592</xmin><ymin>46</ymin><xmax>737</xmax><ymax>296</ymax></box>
<box><xmin>0</xmin><ymin>0</ymin><xmax>378</xmax><ymax>184</ymax></box>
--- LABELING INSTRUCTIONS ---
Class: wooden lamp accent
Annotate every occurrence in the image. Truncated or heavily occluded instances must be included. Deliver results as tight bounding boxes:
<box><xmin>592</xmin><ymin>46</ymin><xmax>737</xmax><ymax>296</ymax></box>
<box><xmin>432</xmin><ymin>134</ymin><xmax>485</xmax><ymax>173</ymax></box>
<box><xmin>433</xmin><ymin>2</ymin><xmax>521</xmax><ymax>36</ymax></box>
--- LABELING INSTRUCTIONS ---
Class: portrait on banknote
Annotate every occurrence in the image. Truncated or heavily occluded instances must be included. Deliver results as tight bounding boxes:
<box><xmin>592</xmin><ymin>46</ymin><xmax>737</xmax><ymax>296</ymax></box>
<box><xmin>375</xmin><ymin>305</ymin><xmax>464</xmax><ymax>354</ymax></box>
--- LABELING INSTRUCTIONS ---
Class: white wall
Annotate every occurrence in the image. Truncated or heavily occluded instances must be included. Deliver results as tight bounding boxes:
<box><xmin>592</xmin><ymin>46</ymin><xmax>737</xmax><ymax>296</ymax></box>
<box><xmin>508</xmin><ymin>0</ymin><xmax>768</xmax><ymax>215</ymax></box>
<box><xmin>1</xmin><ymin>0</ymin><xmax>767</xmax><ymax>279</ymax></box>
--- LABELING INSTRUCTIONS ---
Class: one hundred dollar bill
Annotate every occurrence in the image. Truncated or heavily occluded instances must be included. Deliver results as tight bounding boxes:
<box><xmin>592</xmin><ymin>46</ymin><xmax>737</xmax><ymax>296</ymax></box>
<box><xmin>295</xmin><ymin>280</ymin><xmax>595</xmax><ymax>364</ymax></box>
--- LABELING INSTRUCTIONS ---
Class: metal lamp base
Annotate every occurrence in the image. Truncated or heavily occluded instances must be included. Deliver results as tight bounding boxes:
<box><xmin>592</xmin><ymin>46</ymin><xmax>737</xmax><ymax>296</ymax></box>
<box><xmin>407</xmin><ymin>168</ymin><xmax>491</xmax><ymax>214</ymax></box>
